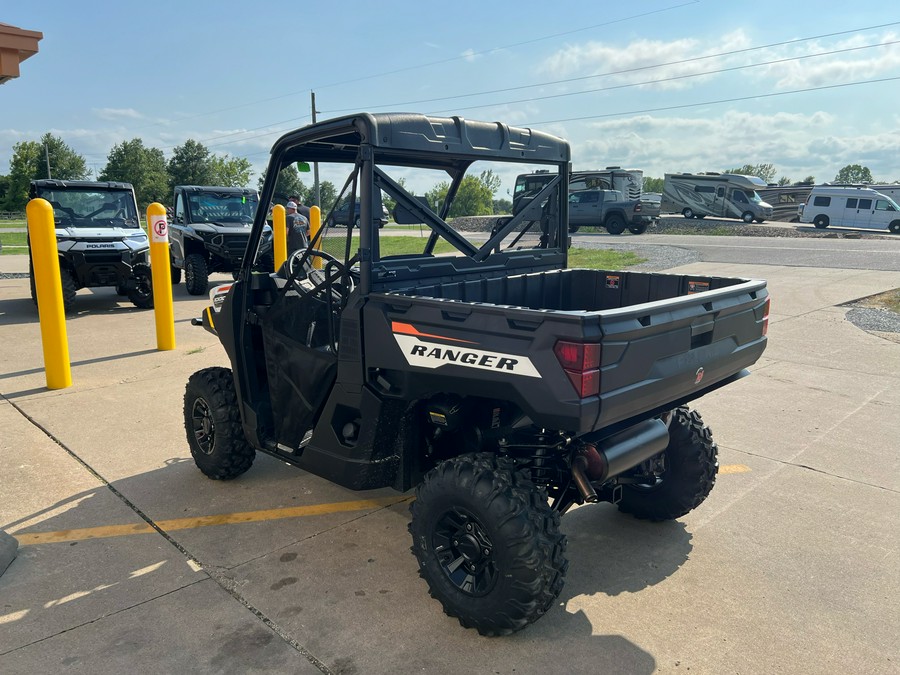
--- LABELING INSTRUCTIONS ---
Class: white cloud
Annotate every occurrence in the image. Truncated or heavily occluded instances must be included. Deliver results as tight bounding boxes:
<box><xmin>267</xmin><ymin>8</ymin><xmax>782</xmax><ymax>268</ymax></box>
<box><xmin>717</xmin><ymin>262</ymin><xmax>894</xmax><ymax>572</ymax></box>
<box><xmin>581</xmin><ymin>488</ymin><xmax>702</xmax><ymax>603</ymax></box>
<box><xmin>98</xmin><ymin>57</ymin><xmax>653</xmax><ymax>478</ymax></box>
<box><xmin>563</xmin><ymin>110</ymin><xmax>900</xmax><ymax>182</ymax></box>
<box><xmin>92</xmin><ymin>108</ymin><xmax>144</xmax><ymax>121</ymax></box>
<box><xmin>461</xmin><ymin>48</ymin><xmax>480</xmax><ymax>63</ymax></box>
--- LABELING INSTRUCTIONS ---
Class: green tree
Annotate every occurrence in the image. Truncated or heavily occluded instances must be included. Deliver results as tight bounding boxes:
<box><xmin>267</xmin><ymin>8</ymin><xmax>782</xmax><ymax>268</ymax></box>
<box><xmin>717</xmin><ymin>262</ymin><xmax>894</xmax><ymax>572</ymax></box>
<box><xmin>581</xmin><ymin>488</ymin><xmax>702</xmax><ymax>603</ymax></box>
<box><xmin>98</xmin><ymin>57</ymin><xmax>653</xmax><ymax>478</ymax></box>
<box><xmin>777</xmin><ymin>176</ymin><xmax>792</xmax><ymax>186</ymax></box>
<box><xmin>209</xmin><ymin>154</ymin><xmax>252</xmax><ymax>187</ymax></box>
<box><xmin>802</xmin><ymin>175</ymin><xmax>816</xmax><ymax>184</ymax></box>
<box><xmin>425</xmin><ymin>170</ymin><xmax>500</xmax><ymax>217</ymax></box>
<box><xmin>99</xmin><ymin>138</ymin><xmax>169</xmax><ymax>210</ymax></box>
<box><xmin>493</xmin><ymin>197</ymin><xmax>512</xmax><ymax>214</ymax></box>
<box><xmin>834</xmin><ymin>164</ymin><xmax>873</xmax><ymax>184</ymax></box>
<box><xmin>725</xmin><ymin>163</ymin><xmax>777</xmax><ymax>182</ymax></box>
<box><xmin>258</xmin><ymin>165</ymin><xmax>306</xmax><ymax>204</ymax></box>
<box><xmin>167</xmin><ymin>139</ymin><xmax>216</xmax><ymax>189</ymax></box>
<box><xmin>2</xmin><ymin>134</ymin><xmax>89</xmax><ymax>210</ymax></box>
<box><xmin>302</xmin><ymin>181</ymin><xmax>337</xmax><ymax>211</ymax></box>
<box><xmin>642</xmin><ymin>176</ymin><xmax>664</xmax><ymax>193</ymax></box>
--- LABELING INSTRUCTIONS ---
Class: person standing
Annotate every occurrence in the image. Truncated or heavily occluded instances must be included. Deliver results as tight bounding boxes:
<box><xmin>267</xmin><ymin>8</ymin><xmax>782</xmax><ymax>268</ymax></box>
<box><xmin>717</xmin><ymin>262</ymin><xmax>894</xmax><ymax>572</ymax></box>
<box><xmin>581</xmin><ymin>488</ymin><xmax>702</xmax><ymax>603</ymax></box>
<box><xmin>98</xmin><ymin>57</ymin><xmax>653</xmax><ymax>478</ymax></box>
<box><xmin>285</xmin><ymin>200</ymin><xmax>309</xmax><ymax>251</ymax></box>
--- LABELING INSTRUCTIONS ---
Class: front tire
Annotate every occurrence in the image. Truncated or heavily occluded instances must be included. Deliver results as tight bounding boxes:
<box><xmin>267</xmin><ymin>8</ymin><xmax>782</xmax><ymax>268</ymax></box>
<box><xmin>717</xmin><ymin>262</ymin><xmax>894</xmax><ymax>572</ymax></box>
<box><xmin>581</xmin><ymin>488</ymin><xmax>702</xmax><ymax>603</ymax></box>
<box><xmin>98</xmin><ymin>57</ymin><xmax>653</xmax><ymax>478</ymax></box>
<box><xmin>127</xmin><ymin>263</ymin><xmax>154</xmax><ymax>309</ymax></box>
<box><xmin>184</xmin><ymin>367</ymin><xmax>255</xmax><ymax>480</ymax></box>
<box><xmin>683</xmin><ymin>208</ymin><xmax>694</xmax><ymax>219</ymax></box>
<box><xmin>814</xmin><ymin>215</ymin><xmax>829</xmax><ymax>229</ymax></box>
<box><xmin>742</xmin><ymin>212</ymin><xmax>754</xmax><ymax>224</ymax></box>
<box><xmin>410</xmin><ymin>453</ymin><xmax>568</xmax><ymax>636</ymax></box>
<box><xmin>184</xmin><ymin>253</ymin><xmax>209</xmax><ymax>295</ymax></box>
<box><xmin>617</xmin><ymin>407</ymin><xmax>718</xmax><ymax>521</ymax></box>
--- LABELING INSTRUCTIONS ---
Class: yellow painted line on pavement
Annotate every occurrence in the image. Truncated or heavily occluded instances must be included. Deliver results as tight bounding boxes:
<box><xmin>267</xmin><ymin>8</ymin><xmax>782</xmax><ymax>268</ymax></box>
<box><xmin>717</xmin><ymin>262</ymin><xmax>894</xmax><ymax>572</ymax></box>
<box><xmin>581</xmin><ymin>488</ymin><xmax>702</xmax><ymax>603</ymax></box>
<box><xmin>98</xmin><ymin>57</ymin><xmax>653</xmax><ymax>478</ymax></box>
<box><xmin>16</xmin><ymin>467</ymin><xmax>751</xmax><ymax>546</ymax></box>
<box><xmin>15</xmin><ymin>496</ymin><xmax>411</xmax><ymax>546</ymax></box>
<box><xmin>719</xmin><ymin>464</ymin><xmax>751</xmax><ymax>474</ymax></box>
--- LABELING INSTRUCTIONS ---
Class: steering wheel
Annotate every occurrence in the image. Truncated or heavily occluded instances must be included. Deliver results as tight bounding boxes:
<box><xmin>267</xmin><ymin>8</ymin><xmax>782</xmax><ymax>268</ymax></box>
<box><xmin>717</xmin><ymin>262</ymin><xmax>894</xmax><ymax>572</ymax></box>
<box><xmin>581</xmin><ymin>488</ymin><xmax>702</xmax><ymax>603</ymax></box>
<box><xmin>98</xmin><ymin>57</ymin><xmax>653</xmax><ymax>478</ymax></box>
<box><xmin>286</xmin><ymin>248</ymin><xmax>356</xmax><ymax>304</ymax></box>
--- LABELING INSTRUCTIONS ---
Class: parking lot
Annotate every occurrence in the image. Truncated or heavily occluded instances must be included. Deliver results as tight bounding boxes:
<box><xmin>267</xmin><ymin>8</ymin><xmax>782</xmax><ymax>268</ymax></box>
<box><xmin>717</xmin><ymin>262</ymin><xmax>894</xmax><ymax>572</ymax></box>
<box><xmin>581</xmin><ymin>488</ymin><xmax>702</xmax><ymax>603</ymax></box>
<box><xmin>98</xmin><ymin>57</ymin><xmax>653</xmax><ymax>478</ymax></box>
<box><xmin>1</xmin><ymin>245</ymin><xmax>899</xmax><ymax>674</ymax></box>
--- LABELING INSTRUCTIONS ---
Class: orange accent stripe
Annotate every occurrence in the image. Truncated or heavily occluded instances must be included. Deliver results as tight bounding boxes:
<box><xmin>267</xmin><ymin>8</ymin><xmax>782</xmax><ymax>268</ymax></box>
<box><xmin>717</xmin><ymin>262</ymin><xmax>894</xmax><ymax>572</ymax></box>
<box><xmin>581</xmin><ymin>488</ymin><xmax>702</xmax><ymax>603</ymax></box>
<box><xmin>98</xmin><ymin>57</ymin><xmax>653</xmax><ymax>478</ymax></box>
<box><xmin>391</xmin><ymin>321</ymin><xmax>476</xmax><ymax>344</ymax></box>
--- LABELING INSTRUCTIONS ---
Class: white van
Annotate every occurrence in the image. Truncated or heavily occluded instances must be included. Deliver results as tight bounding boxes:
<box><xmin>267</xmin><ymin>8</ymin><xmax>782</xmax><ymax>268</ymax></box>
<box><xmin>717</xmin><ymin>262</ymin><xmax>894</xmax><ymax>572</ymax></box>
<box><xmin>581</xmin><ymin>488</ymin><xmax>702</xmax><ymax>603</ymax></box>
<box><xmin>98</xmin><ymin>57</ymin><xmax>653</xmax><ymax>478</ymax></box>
<box><xmin>799</xmin><ymin>187</ymin><xmax>900</xmax><ymax>233</ymax></box>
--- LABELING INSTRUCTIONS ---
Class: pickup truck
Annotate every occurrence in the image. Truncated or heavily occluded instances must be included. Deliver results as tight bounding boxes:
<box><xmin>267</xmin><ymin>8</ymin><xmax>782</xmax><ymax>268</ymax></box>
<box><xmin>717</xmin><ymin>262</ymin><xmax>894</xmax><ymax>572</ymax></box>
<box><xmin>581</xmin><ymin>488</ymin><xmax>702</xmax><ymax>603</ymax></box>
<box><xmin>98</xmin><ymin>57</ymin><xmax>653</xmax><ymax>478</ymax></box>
<box><xmin>168</xmin><ymin>185</ymin><xmax>259</xmax><ymax>294</ymax></box>
<box><xmin>569</xmin><ymin>188</ymin><xmax>657</xmax><ymax>235</ymax></box>
<box><xmin>182</xmin><ymin>112</ymin><xmax>769</xmax><ymax>636</ymax></box>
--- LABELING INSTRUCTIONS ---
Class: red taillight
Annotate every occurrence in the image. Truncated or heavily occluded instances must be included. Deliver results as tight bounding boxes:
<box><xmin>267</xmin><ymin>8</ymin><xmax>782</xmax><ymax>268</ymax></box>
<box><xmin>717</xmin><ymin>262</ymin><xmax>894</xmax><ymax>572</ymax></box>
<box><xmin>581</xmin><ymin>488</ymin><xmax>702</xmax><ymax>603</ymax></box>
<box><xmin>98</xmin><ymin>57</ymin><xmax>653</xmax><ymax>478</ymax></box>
<box><xmin>762</xmin><ymin>297</ymin><xmax>771</xmax><ymax>336</ymax></box>
<box><xmin>554</xmin><ymin>340</ymin><xmax>601</xmax><ymax>397</ymax></box>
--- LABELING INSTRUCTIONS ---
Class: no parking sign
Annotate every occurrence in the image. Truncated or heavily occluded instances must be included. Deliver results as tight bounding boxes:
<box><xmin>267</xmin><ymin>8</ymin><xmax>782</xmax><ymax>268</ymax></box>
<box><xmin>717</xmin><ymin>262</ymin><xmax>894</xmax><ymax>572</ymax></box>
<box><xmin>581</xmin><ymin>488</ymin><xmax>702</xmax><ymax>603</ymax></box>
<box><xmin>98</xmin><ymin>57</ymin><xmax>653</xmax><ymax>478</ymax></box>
<box><xmin>150</xmin><ymin>214</ymin><xmax>168</xmax><ymax>243</ymax></box>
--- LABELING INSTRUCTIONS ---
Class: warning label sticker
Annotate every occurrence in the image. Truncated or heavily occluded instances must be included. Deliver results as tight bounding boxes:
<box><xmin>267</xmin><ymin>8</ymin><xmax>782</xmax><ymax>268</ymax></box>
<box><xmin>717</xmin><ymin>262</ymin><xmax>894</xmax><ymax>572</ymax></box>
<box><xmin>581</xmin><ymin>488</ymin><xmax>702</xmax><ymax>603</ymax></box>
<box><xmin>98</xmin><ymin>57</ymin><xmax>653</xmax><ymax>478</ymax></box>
<box><xmin>688</xmin><ymin>280</ymin><xmax>710</xmax><ymax>294</ymax></box>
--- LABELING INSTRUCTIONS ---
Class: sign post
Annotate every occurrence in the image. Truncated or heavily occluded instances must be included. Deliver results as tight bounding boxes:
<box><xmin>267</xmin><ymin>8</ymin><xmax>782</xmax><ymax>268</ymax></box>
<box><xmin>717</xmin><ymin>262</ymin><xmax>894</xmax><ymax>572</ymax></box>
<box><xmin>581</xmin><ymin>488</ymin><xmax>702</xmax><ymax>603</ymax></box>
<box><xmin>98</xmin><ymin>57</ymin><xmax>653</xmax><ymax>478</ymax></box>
<box><xmin>147</xmin><ymin>203</ymin><xmax>175</xmax><ymax>350</ymax></box>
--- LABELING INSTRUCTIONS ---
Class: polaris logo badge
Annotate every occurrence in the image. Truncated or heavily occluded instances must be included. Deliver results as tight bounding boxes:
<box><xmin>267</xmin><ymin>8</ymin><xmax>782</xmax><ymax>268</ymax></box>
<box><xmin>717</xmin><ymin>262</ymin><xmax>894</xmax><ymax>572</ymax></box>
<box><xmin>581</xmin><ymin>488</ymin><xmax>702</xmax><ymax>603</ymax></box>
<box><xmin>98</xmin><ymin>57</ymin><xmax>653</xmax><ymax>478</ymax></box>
<box><xmin>86</xmin><ymin>243</ymin><xmax>116</xmax><ymax>249</ymax></box>
<box><xmin>393</xmin><ymin>334</ymin><xmax>540</xmax><ymax>378</ymax></box>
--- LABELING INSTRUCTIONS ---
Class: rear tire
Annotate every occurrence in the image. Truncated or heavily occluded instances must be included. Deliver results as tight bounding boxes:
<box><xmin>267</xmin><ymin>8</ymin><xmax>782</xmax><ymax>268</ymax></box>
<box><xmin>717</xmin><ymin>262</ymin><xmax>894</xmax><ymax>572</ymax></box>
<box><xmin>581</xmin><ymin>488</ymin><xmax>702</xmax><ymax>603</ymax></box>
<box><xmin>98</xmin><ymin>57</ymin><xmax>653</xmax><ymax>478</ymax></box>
<box><xmin>184</xmin><ymin>253</ymin><xmax>209</xmax><ymax>295</ymax></box>
<box><xmin>127</xmin><ymin>263</ymin><xmax>154</xmax><ymax>309</ymax></box>
<box><xmin>410</xmin><ymin>453</ymin><xmax>567</xmax><ymax>636</ymax></box>
<box><xmin>628</xmin><ymin>222</ymin><xmax>647</xmax><ymax>235</ymax></box>
<box><xmin>617</xmin><ymin>407</ymin><xmax>718</xmax><ymax>521</ymax></box>
<box><xmin>814</xmin><ymin>215</ymin><xmax>829</xmax><ymax>229</ymax></box>
<box><xmin>184</xmin><ymin>367</ymin><xmax>255</xmax><ymax>480</ymax></box>
<box><xmin>605</xmin><ymin>214</ymin><xmax>626</xmax><ymax>235</ymax></box>
<box><xmin>889</xmin><ymin>221</ymin><xmax>900</xmax><ymax>234</ymax></box>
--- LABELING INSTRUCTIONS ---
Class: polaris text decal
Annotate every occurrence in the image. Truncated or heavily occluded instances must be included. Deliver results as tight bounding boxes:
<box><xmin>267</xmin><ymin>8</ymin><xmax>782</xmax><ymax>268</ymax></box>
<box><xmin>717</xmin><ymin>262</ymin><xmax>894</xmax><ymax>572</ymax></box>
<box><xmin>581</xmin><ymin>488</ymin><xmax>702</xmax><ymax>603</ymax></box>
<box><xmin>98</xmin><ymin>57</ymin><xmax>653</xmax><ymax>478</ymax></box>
<box><xmin>393</xmin><ymin>334</ymin><xmax>540</xmax><ymax>378</ymax></box>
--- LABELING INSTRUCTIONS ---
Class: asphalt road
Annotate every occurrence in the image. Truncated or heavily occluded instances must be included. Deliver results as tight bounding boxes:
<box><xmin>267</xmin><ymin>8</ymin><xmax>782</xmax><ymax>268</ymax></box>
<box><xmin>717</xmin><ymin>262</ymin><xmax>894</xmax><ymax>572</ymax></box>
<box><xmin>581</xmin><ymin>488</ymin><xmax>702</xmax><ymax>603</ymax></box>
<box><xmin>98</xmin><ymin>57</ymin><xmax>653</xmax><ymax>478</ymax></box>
<box><xmin>572</xmin><ymin>231</ymin><xmax>900</xmax><ymax>271</ymax></box>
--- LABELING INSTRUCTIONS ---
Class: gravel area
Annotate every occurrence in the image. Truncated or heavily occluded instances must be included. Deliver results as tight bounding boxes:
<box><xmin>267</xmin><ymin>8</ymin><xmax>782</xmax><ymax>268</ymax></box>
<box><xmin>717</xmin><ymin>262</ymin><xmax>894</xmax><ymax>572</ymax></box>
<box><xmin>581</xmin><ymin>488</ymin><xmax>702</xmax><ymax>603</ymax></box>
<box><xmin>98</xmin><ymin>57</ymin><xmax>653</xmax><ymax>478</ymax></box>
<box><xmin>0</xmin><ymin>272</ymin><xmax>29</xmax><ymax>279</ymax></box>
<box><xmin>845</xmin><ymin>307</ymin><xmax>900</xmax><ymax>333</ymax></box>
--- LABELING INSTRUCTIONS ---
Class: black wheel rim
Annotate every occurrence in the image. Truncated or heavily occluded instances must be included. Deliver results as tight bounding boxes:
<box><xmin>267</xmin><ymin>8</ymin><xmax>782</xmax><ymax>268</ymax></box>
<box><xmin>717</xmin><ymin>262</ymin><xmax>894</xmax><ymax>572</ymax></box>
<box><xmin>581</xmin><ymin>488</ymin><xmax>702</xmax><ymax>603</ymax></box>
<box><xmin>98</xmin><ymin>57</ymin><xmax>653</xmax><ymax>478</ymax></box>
<box><xmin>191</xmin><ymin>397</ymin><xmax>215</xmax><ymax>455</ymax></box>
<box><xmin>432</xmin><ymin>507</ymin><xmax>498</xmax><ymax>596</ymax></box>
<box><xmin>136</xmin><ymin>274</ymin><xmax>152</xmax><ymax>300</ymax></box>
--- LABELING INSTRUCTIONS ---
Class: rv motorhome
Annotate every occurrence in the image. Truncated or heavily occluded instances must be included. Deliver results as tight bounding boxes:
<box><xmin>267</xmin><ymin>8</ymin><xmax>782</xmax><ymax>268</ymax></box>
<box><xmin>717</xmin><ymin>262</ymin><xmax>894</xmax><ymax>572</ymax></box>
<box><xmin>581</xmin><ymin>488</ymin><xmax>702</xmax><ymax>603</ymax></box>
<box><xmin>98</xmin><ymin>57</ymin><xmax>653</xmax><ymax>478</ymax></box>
<box><xmin>661</xmin><ymin>173</ymin><xmax>774</xmax><ymax>223</ymax></box>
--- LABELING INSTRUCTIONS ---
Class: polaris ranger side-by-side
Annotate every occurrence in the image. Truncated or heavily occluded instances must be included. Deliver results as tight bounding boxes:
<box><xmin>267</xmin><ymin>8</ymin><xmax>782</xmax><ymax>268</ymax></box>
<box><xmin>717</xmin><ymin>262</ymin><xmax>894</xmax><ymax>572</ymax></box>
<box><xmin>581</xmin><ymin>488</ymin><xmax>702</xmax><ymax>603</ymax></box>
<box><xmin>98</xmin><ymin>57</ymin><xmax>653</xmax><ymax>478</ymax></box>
<box><xmin>28</xmin><ymin>180</ymin><xmax>153</xmax><ymax>311</ymax></box>
<box><xmin>168</xmin><ymin>185</ymin><xmax>259</xmax><ymax>295</ymax></box>
<box><xmin>183</xmin><ymin>113</ymin><xmax>769</xmax><ymax>635</ymax></box>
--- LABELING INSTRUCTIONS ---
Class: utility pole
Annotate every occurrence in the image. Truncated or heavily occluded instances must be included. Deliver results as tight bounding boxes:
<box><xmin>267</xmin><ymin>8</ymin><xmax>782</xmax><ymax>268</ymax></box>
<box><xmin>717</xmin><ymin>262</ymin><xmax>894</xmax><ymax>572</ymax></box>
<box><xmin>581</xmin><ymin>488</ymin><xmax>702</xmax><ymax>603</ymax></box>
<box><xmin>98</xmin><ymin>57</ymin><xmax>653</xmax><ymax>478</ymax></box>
<box><xmin>311</xmin><ymin>91</ymin><xmax>320</xmax><ymax>208</ymax></box>
<box><xmin>44</xmin><ymin>143</ymin><xmax>52</xmax><ymax>179</ymax></box>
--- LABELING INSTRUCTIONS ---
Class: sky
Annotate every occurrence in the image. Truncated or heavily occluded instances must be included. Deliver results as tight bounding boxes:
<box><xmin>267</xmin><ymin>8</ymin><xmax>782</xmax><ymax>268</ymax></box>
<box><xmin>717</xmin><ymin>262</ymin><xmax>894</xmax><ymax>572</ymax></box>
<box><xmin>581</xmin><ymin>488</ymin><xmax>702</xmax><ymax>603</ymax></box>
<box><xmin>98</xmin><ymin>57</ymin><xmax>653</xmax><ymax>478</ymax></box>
<box><xmin>2</xmin><ymin>0</ymin><xmax>900</xmax><ymax>200</ymax></box>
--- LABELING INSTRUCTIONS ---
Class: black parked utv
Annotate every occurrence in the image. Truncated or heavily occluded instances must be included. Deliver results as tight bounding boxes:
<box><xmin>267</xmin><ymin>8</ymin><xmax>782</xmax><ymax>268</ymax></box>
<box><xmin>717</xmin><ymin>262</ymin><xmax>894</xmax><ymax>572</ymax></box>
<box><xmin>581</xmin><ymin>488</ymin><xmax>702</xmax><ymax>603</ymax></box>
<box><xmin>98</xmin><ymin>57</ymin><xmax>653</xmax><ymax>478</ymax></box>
<box><xmin>183</xmin><ymin>113</ymin><xmax>769</xmax><ymax>635</ymax></box>
<box><xmin>28</xmin><ymin>180</ymin><xmax>153</xmax><ymax>311</ymax></box>
<box><xmin>168</xmin><ymin>185</ymin><xmax>259</xmax><ymax>295</ymax></box>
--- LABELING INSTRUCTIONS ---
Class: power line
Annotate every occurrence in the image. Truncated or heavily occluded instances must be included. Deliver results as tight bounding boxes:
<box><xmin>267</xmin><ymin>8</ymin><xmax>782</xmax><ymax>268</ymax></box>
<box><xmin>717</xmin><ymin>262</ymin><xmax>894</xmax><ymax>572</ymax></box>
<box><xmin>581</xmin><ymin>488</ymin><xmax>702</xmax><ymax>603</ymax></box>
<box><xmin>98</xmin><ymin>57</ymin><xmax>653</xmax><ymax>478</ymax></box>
<box><xmin>519</xmin><ymin>75</ymin><xmax>900</xmax><ymax>126</ymax></box>
<box><xmin>422</xmin><ymin>39</ymin><xmax>900</xmax><ymax>116</ymax></box>
<box><xmin>321</xmin><ymin>20</ymin><xmax>900</xmax><ymax>114</ymax></box>
<box><xmin>125</xmin><ymin>2</ymin><xmax>698</xmax><ymax>133</ymax></box>
<box><xmin>310</xmin><ymin>1</ymin><xmax>700</xmax><ymax>91</ymax></box>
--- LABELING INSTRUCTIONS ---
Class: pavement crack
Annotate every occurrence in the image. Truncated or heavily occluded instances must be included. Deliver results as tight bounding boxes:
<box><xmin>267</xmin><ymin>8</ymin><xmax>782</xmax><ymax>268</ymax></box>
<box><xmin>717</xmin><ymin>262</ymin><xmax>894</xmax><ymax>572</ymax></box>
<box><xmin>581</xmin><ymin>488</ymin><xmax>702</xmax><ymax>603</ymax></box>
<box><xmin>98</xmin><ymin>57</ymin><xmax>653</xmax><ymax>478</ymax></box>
<box><xmin>727</xmin><ymin>446</ymin><xmax>899</xmax><ymax>494</ymax></box>
<box><xmin>1</xmin><ymin>395</ymin><xmax>335</xmax><ymax>674</ymax></box>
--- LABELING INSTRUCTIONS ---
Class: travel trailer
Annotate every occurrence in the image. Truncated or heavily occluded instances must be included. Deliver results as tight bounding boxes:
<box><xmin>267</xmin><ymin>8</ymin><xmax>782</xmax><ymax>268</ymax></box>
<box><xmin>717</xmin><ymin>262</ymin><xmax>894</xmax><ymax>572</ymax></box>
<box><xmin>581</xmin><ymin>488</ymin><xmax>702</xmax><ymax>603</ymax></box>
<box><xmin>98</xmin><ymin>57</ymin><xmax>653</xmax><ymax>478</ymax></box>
<box><xmin>757</xmin><ymin>184</ymin><xmax>814</xmax><ymax>222</ymax></box>
<box><xmin>798</xmin><ymin>186</ymin><xmax>900</xmax><ymax>233</ymax></box>
<box><xmin>513</xmin><ymin>167</ymin><xmax>643</xmax><ymax>213</ymax></box>
<box><xmin>661</xmin><ymin>173</ymin><xmax>774</xmax><ymax>223</ymax></box>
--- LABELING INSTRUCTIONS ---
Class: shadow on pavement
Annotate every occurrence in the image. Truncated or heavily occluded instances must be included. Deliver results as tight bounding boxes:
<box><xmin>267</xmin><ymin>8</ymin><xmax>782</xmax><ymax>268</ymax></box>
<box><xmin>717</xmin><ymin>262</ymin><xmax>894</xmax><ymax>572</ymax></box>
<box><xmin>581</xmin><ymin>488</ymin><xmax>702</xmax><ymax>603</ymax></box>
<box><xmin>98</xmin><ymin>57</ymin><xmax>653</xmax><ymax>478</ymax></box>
<box><xmin>0</xmin><ymin>348</ymin><xmax>159</xmax><ymax>382</ymax></box>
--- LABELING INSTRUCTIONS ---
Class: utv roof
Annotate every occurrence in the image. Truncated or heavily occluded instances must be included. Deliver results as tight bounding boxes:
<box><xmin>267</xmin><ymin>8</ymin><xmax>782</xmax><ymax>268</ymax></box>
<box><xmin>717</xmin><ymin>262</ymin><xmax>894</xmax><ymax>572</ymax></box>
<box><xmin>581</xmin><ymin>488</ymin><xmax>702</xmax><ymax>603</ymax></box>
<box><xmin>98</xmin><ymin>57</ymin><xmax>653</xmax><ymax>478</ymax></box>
<box><xmin>273</xmin><ymin>112</ymin><xmax>570</xmax><ymax>168</ymax></box>
<box><xmin>177</xmin><ymin>185</ymin><xmax>258</xmax><ymax>195</ymax></box>
<box><xmin>31</xmin><ymin>179</ymin><xmax>134</xmax><ymax>191</ymax></box>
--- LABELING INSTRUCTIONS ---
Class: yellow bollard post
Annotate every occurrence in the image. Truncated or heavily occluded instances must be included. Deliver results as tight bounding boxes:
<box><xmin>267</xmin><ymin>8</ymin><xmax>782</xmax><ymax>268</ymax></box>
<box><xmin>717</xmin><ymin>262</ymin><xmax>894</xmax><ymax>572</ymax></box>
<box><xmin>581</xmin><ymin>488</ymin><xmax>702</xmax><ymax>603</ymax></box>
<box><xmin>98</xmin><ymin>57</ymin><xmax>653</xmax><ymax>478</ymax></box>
<box><xmin>147</xmin><ymin>203</ymin><xmax>175</xmax><ymax>351</ymax></box>
<box><xmin>272</xmin><ymin>204</ymin><xmax>287</xmax><ymax>272</ymax></box>
<box><xmin>27</xmin><ymin>198</ymin><xmax>72</xmax><ymax>390</ymax></box>
<box><xmin>309</xmin><ymin>205</ymin><xmax>322</xmax><ymax>270</ymax></box>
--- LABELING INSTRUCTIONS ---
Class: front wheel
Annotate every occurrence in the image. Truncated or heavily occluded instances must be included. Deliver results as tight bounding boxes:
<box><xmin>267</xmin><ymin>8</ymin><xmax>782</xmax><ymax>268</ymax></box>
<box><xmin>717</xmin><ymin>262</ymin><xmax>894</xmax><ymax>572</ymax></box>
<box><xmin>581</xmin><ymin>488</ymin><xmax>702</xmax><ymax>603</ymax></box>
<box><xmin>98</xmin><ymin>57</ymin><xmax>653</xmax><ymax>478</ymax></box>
<box><xmin>682</xmin><ymin>208</ymin><xmax>694</xmax><ymax>219</ymax></box>
<box><xmin>742</xmin><ymin>212</ymin><xmax>754</xmax><ymax>224</ymax></box>
<box><xmin>184</xmin><ymin>367</ymin><xmax>256</xmax><ymax>480</ymax></box>
<box><xmin>409</xmin><ymin>453</ymin><xmax>568</xmax><ymax>636</ymax></box>
<box><xmin>814</xmin><ymin>215</ymin><xmax>829</xmax><ymax>229</ymax></box>
<box><xmin>617</xmin><ymin>407</ymin><xmax>718</xmax><ymax>521</ymax></box>
<box><xmin>184</xmin><ymin>253</ymin><xmax>209</xmax><ymax>295</ymax></box>
<box><xmin>127</xmin><ymin>263</ymin><xmax>154</xmax><ymax>309</ymax></box>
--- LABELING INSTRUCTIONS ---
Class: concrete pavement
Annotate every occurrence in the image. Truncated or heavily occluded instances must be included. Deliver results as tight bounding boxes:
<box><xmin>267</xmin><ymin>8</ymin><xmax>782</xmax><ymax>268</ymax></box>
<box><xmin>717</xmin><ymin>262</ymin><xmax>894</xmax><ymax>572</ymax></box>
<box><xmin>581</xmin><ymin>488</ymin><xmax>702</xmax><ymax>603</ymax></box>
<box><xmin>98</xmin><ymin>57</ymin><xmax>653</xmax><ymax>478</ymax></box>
<box><xmin>1</xmin><ymin>253</ymin><xmax>898</xmax><ymax>674</ymax></box>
